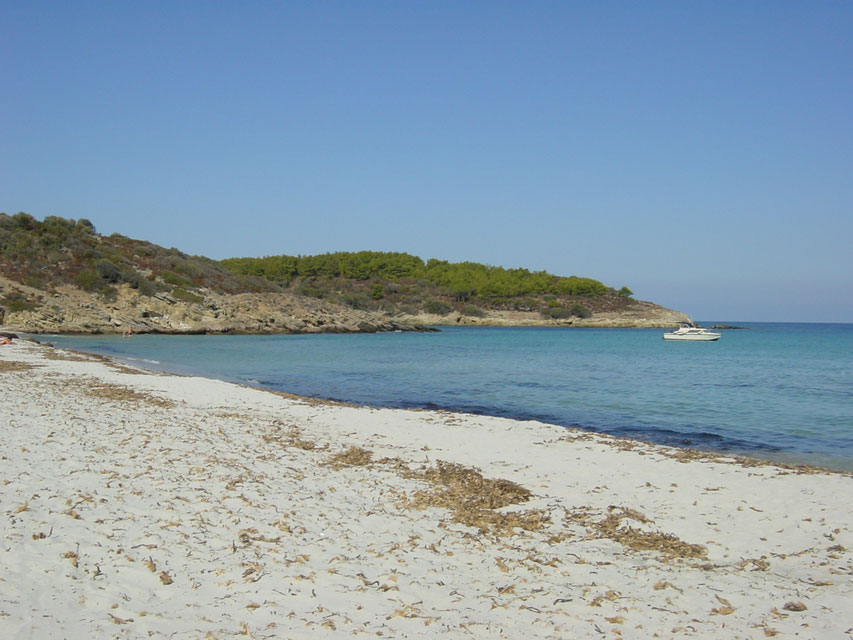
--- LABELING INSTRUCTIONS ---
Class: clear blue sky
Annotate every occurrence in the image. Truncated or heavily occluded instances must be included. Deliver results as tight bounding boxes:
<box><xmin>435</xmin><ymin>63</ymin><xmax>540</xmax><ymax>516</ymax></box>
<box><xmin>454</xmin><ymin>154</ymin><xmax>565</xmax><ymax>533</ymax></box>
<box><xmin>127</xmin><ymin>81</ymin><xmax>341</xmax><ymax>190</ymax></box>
<box><xmin>2</xmin><ymin>1</ymin><xmax>851</xmax><ymax>322</ymax></box>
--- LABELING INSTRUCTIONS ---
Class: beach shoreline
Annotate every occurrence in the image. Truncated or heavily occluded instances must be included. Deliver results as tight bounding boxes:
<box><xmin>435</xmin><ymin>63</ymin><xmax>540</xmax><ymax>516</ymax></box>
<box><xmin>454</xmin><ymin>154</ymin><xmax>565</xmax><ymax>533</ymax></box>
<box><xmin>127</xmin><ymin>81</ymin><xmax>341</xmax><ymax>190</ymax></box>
<box><xmin>2</xmin><ymin>340</ymin><xmax>852</xmax><ymax>638</ymax></box>
<box><xmin>20</xmin><ymin>326</ymin><xmax>853</xmax><ymax>474</ymax></box>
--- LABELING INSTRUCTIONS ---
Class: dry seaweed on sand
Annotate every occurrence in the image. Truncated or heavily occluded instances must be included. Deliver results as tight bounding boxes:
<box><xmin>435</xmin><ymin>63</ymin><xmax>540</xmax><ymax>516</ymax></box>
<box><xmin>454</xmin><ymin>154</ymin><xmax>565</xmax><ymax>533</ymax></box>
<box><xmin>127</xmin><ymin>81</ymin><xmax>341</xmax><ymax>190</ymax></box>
<box><xmin>407</xmin><ymin>461</ymin><xmax>532</xmax><ymax>510</ymax></box>
<box><xmin>82</xmin><ymin>381</ymin><xmax>175</xmax><ymax>409</ymax></box>
<box><xmin>261</xmin><ymin>425</ymin><xmax>318</xmax><ymax>451</ymax></box>
<box><xmin>326</xmin><ymin>446</ymin><xmax>373</xmax><ymax>468</ymax></box>
<box><xmin>570</xmin><ymin>505</ymin><xmax>707</xmax><ymax>559</ymax></box>
<box><xmin>403</xmin><ymin>460</ymin><xmax>548</xmax><ymax>536</ymax></box>
<box><xmin>0</xmin><ymin>360</ymin><xmax>39</xmax><ymax>373</ymax></box>
<box><xmin>41</xmin><ymin>349</ymin><xmax>97</xmax><ymax>363</ymax></box>
<box><xmin>268</xmin><ymin>389</ymin><xmax>359</xmax><ymax>408</ymax></box>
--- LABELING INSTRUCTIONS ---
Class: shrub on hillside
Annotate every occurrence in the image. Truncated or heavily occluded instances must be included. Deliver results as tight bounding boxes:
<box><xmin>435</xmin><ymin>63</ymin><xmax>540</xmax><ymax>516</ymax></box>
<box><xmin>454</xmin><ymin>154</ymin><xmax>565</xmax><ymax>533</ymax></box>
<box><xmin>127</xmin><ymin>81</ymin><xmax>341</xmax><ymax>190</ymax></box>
<box><xmin>512</xmin><ymin>298</ymin><xmax>538</xmax><ymax>312</ymax></box>
<box><xmin>424</xmin><ymin>299</ymin><xmax>452</xmax><ymax>315</ymax></box>
<box><xmin>95</xmin><ymin>259</ymin><xmax>122</xmax><ymax>283</ymax></box>
<box><xmin>1</xmin><ymin>292</ymin><xmax>38</xmax><ymax>312</ymax></box>
<box><xmin>342</xmin><ymin>292</ymin><xmax>372</xmax><ymax>310</ymax></box>
<box><xmin>461</xmin><ymin>304</ymin><xmax>486</xmax><ymax>317</ymax></box>
<box><xmin>161</xmin><ymin>270</ymin><xmax>192</xmax><ymax>288</ymax></box>
<box><xmin>299</xmin><ymin>281</ymin><xmax>329</xmax><ymax>299</ymax></box>
<box><xmin>171</xmin><ymin>287</ymin><xmax>204</xmax><ymax>304</ymax></box>
<box><xmin>540</xmin><ymin>305</ymin><xmax>574</xmax><ymax>319</ymax></box>
<box><xmin>22</xmin><ymin>276</ymin><xmax>47</xmax><ymax>290</ymax></box>
<box><xmin>570</xmin><ymin>303</ymin><xmax>592</xmax><ymax>318</ymax></box>
<box><xmin>540</xmin><ymin>303</ymin><xmax>591</xmax><ymax>320</ymax></box>
<box><xmin>75</xmin><ymin>269</ymin><xmax>101</xmax><ymax>292</ymax></box>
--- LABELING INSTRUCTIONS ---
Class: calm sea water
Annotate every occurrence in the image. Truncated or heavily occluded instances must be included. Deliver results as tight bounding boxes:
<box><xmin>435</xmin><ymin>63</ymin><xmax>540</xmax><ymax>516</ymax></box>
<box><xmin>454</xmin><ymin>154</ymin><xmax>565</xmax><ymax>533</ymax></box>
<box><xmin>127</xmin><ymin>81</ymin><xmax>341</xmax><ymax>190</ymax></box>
<box><xmin>44</xmin><ymin>323</ymin><xmax>853</xmax><ymax>471</ymax></box>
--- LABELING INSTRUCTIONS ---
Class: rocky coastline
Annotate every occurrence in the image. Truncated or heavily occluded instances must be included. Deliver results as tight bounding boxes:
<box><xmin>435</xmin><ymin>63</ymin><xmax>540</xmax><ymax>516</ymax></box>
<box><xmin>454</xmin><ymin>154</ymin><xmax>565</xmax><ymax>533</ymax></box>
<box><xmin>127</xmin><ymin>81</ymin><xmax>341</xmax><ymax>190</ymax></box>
<box><xmin>396</xmin><ymin>300</ymin><xmax>691</xmax><ymax>329</ymax></box>
<box><xmin>1</xmin><ymin>274</ymin><xmax>691</xmax><ymax>335</ymax></box>
<box><xmin>0</xmin><ymin>277</ymin><xmax>420</xmax><ymax>335</ymax></box>
<box><xmin>0</xmin><ymin>215</ymin><xmax>695</xmax><ymax>335</ymax></box>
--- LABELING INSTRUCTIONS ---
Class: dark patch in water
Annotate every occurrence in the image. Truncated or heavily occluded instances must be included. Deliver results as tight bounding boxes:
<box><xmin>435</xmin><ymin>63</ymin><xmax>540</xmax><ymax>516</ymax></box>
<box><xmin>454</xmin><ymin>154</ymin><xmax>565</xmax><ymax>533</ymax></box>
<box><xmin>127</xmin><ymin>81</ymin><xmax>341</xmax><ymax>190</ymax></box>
<box><xmin>318</xmin><ymin>393</ymin><xmax>800</xmax><ymax>460</ymax></box>
<box><xmin>602</xmin><ymin>426</ymin><xmax>785</xmax><ymax>454</ymax></box>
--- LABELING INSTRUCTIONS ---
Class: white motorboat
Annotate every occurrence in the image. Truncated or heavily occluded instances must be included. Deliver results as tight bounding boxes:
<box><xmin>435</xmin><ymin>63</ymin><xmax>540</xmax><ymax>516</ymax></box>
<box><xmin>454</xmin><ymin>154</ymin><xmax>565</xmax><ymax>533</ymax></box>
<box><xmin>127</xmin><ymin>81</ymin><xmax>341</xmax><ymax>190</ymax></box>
<box><xmin>663</xmin><ymin>323</ymin><xmax>721</xmax><ymax>341</ymax></box>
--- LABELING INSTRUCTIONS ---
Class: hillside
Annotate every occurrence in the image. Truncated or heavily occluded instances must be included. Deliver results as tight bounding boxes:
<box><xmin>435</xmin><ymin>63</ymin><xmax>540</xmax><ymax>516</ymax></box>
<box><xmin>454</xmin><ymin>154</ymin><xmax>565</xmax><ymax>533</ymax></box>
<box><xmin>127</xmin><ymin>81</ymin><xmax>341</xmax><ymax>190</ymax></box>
<box><xmin>221</xmin><ymin>252</ymin><xmax>689</xmax><ymax>327</ymax></box>
<box><xmin>0</xmin><ymin>213</ymin><xmax>414</xmax><ymax>334</ymax></box>
<box><xmin>0</xmin><ymin>213</ymin><xmax>689</xmax><ymax>333</ymax></box>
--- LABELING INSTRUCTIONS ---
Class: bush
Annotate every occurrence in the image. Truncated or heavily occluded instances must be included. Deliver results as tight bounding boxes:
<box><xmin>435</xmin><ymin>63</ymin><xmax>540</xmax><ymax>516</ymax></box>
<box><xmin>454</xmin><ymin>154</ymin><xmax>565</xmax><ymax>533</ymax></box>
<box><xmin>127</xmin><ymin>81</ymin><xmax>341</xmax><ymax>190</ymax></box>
<box><xmin>540</xmin><ymin>305</ymin><xmax>574</xmax><ymax>319</ymax></box>
<box><xmin>461</xmin><ymin>304</ymin><xmax>486</xmax><ymax>317</ymax></box>
<box><xmin>135</xmin><ymin>278</ymin><xmax>158</xmax><ymax>297</ymax></box>
<box><xmin>341</xmin><ymin>293</ymin><xmax>372</xmax><ymax>310</ymax></box>
<box><xmin>569</xmin><ymin>303</ymin><xmax>592</xmax><ymax>318</ymax></box>
<box><xmin>43</xmin><ymin>216</ymin><xmax>74</xmax><ymax>232</ymax></box>
<box><xmin>161</xmin><ymin>270</ymin><xmax>192</xmax><ymax>287</ymax></box>
<box><xmin>174</xmin><ymin>262</ymin><xmax>201</xmax><ymax>279</ymax></box>
<box><xmin>12</xmin><ymin>212</ymin><xmax>37</xmax><ymax>230</ymax></box>
<box><xmin>171</xmin><ymin>287</ymin><xmax>204</xmax><ymax>304</ymax></box>
<box><xmin>424</xmin><ymin>299</ymin><xmax>452</xmax><ymax>315</ymax></box>
<box><xmin>76</xmin><ymin>218</ymin><xmax>96</xmax><ymax>233</ymax></box>
<box><xmin>299</xmin><ymin>282</ymin><xmax>329</xmax><ymax>299</ymax></box>
<box><xmin>540</xmin><ymin>303</ymin><xmax>590</xmax><ymax>319</ymax></box>
<box><xmin>512</xmin><ymin>298</ymin><xmax>538</xmax><ymax>311</ymax></box>
<box><xmin>1</xmin><ymin>292</ymin><xmax>38</xmax><ymax>312</ymax></box>
<box><xmin>75</xmin><ymin>269</ymin><xmax>101</xmax><ymax>292</ymax></box>
<box><xmin>22</xmin><ymin>276</ymin><xmax>47</xmax><ymax>290</ymax></box>
<box><xmin>95</xmin><ymin>259</ymin><xmax>122</xmax><ymax>283</ymax></box>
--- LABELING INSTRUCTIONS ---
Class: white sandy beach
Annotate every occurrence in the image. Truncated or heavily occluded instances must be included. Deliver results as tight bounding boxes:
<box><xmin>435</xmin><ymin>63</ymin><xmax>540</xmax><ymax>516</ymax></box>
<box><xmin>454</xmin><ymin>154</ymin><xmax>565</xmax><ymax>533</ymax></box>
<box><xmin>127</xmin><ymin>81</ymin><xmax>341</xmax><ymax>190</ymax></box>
<box><xmin>1</xmin><ymin>339</ymin><xmax>852</xmax><ymax>639</ymax></box>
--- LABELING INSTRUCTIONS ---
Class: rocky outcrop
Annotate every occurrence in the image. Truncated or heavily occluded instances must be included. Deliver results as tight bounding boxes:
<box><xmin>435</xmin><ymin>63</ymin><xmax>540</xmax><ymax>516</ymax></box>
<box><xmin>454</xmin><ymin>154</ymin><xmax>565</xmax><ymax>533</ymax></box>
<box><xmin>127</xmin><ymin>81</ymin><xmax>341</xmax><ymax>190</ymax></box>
<box><xmin>1</xmin><ymin>275</ymin><xmax>690</xmax><ymax>334</ymax></box>
<box><xmin>396</xmin><ymin>300</ymin><xmax>691</xmax><ymax>329</ymax></box>
<box><xmin>0</xmin><ymin>276</ymin><xmax>420</xmax><ymax>335</ymax></box>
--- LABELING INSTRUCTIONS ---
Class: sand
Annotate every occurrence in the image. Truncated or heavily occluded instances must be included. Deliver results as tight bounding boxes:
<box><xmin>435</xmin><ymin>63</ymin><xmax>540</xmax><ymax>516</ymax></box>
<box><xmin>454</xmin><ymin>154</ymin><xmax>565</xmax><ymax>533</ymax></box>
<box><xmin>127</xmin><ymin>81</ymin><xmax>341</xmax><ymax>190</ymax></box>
<box><xmin>1</xmin><ymin>339</ymin><xmax>852</xmax><ymax>639</ymax></box>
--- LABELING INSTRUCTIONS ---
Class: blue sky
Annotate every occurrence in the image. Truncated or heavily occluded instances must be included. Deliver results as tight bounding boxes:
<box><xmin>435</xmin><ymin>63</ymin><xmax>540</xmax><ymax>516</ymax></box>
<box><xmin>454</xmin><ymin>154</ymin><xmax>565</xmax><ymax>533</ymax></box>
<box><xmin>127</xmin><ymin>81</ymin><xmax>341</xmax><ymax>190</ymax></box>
<box><xmin>2</xmin><ymin>1</ymin><xmax>851</xmax><ymax>322</ymax></box>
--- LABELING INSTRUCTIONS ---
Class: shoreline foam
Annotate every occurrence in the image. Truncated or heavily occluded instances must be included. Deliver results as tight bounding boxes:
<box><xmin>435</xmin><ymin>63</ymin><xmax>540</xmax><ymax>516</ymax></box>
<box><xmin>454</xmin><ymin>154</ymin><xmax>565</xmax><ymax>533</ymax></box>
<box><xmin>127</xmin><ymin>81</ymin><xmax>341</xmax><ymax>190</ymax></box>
<box><xmin>2</xmin><ymin>341</ymin><xmax>852</xmax><ymax>638</ymax></box>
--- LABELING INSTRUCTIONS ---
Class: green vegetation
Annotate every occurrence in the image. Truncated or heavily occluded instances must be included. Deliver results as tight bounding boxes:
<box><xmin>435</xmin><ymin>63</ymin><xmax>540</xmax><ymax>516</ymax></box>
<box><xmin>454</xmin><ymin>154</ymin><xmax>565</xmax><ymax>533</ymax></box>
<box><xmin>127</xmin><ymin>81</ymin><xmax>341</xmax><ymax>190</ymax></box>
<box><xmin>221</xmin><ymin>251</ymin><xmax>608</xmax><ymax>299</ymax></box>
<box><xmin>461</xmin><ymin>304</ymin><xmax>487</xmax><ymax>318</ymax></box>
<box><xmin>424</xmin><ymin>299</ymin><xmax>453</xmax><ymax>316</ymax></box>
<box><xmin>0</xmin><ymin>291</ymin><xmax>38</xmax><ymax>313</ymax></box>
<box><xmin>0</xmin><ymin>212</ymin><xmax>278</xmax><ymax>300</ymax></box>
<box><xmin>221</xmin><ymin>250</ymin><xmax>630</xmax><ymax>319</ymax></box>
<box><xmin>1</xmin><ymin>213</ymin><xmax>637</xmax><ymax>322</ymax></box>
<box><xmin>539</xmin><ymin>300</ymin><xmax>590</xmax><ymax>320</ymax></box>
<box><xmin>171</xmin><ymin>287</ymin><xmax>204</xmax><ymax>304</ymax></box>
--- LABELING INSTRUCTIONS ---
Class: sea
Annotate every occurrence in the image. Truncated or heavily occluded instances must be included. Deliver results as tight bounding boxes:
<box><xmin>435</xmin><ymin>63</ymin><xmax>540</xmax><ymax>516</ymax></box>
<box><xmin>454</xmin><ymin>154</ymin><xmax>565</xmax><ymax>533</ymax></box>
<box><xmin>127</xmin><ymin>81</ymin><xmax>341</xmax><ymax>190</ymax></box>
<box><xmin>43</xmin><ymin>322</ymin><xmax>853</xmax><ymax>472</ymax></box>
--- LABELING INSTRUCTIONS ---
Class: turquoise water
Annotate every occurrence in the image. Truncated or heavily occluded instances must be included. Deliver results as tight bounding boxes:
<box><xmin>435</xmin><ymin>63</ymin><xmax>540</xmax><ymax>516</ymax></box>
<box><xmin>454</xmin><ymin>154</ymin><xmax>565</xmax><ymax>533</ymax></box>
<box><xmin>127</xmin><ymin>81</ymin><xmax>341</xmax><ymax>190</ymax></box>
<box><xmin>45</xmin><ymin>323</ymin><xmax>853</xmax><ymax>471</ymax></box>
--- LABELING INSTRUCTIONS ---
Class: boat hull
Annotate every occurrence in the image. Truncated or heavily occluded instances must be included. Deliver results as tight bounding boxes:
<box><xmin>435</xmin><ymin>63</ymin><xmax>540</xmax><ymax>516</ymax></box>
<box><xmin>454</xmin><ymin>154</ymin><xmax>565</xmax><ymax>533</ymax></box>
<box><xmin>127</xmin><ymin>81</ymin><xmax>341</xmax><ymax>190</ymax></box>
<box><xmin>663</xmin><ymin>332</ymin><xmax>720</xmax><ymax>341</ymax></box>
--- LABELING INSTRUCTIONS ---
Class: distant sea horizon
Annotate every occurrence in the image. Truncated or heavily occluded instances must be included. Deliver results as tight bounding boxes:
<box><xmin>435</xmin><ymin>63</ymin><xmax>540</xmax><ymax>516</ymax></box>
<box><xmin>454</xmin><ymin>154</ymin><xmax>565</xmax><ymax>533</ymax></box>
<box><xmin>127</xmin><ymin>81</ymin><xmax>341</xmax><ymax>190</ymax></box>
<box><xmin>44</xmin><ymin>321</ymin><xmax>853</xmax><ymax>472</ymax></box>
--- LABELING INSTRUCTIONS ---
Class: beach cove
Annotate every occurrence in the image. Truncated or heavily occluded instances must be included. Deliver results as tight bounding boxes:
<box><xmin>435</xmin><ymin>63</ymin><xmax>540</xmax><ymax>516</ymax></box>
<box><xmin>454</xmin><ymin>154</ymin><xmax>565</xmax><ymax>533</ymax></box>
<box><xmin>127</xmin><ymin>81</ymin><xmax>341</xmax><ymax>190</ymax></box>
<box><xmin>2</xmin><ymin>340</ymin><xmax>852</xmax><ymax>638</ymax></box>
<box><xmin>42</xmin><ymin>324</ymin><xmax>853</xmax><ymax>471</ymax></box>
